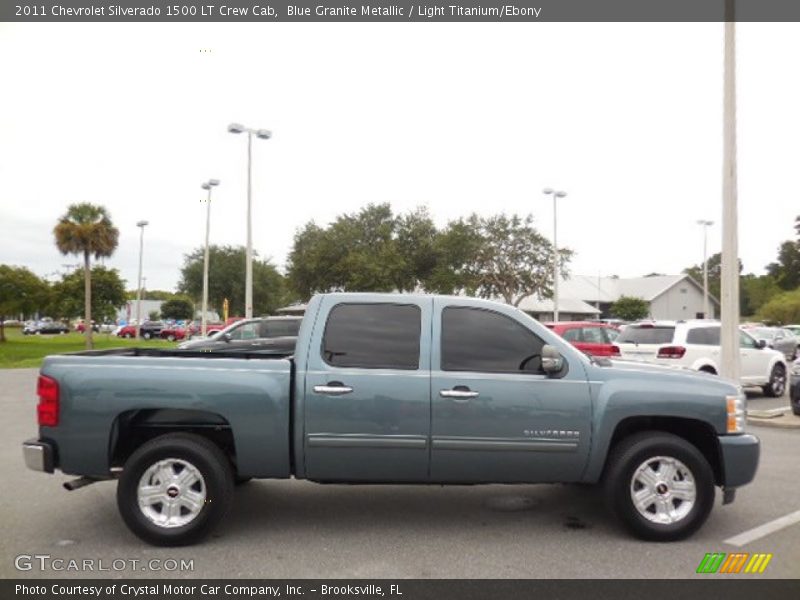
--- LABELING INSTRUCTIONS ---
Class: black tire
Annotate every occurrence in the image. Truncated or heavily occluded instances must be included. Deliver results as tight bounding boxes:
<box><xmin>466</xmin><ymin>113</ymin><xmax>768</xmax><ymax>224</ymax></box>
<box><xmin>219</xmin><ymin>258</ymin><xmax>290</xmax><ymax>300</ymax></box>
<box><xmin>117</xmin><ymin>433</ymin><xmax>234</xmax><ymax>546</ymax></box>
<box><xmin>603</xmin><ymin>431</ymin><xmax>715</xmax><ymax>542</ymax></box>
<box><xmin>762</xmin><ymin>364</ymin><xmax>786</xmax><ymax>398</ymax></box>
<box><xmin>143</xmin><ymin>332</ymin><xmax>152</xmax><ymax>340</ymax></box>
<box><xmin>124</xmin><ymin>333</ymin><xmax>132</xmax><ymax>339</ymax></box>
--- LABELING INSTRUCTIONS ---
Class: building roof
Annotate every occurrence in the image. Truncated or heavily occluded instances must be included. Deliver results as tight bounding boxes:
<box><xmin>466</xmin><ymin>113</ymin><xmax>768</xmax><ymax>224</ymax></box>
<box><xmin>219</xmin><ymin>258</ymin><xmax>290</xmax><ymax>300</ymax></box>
<box><xmin>559</xmin><ymin>274</ymin><xmax>720</xmax><ymax>306</ymax></box>
<box><xmin>517</xmin><ymin>296</ymin><xmax>601</xmax><ymax>315</ymax></box>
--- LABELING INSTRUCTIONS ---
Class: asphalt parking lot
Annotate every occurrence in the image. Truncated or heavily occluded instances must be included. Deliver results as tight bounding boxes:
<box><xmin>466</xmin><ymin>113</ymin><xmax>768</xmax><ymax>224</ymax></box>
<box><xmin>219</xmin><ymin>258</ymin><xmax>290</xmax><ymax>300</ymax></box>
<box><xmin>1</xmin><ymin>368</ymin><xmax>798</xmax><ymax>579</ymax></box>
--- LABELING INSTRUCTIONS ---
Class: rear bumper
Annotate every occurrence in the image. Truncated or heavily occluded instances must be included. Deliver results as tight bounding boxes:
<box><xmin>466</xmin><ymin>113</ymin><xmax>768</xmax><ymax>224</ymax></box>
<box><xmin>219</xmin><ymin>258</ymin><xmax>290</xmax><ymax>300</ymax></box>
<box><xmin>22</xmin><ymin>439</ymin><xmax>55</xmax><ymax>473</ymax></box>
<box><xmin>718</xmin><ymin>433</ymin><xmax>760</xmax><ymax>489</ymax></box>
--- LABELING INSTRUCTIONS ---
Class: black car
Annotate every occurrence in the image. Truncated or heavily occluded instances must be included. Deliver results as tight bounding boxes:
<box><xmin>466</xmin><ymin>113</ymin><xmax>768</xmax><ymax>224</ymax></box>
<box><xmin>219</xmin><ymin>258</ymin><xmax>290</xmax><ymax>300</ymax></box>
<box><xmin>177</xmin><ymin>316</ymin><xmax>301</xmax><ymax>354</ymax></box>
<box><xmin>139</xmin><ymin>320</ymin><xmax>165</xmax><ymax>340</ymax></box>
<box><xmin>790</xmin><ymin>358</ymin><xmax>800</xmax><ymax>416</ymax></box>
<box><xmin>22</xmin><ymin>319</ymin><xmax>69</xmax><ymax>335</ymax></box>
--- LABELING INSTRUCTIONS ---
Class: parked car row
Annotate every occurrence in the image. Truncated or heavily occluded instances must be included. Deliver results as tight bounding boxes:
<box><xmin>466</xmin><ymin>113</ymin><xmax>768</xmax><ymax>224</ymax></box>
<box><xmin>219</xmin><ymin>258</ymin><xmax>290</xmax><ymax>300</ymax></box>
<box><xmin>22</xmin><ymin>318</ymin><xmax>69</xmax><ymax>335</ymax></box>
<box><xmin>178</xmin><ymin>316</ymin><xmax>301</xmax><ymax>353</ymax></box>
<box><xmin>546</xmin><ymin>318</ymin><xmax>790</xmax><ymax>397</ymax></box>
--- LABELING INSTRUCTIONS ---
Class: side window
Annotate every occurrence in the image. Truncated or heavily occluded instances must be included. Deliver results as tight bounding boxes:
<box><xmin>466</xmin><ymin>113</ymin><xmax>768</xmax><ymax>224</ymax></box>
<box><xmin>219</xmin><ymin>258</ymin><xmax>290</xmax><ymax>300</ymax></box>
<box><xmin>686</xmin><ymin>326</ymin><xmax>720</xmax><ymax>345</ymax></box>
<box><xmin>322</xmin><ymin>303</ymin><xmax>420</xmax><ymax>370</ymax></box>
<box><xmin>562</xmin><ymin>328</ymin><xmax>581</xmax><ymax>342</ymax></box>
<box><xmin>442</xmin><ymin>307</ymin><xmax>545</xmax><ymax>374</ymax></box>
<box><xmin>603</xmin><ymin>328</ymin><xmax>619</xmax><ymax>343</ymax></box>
<box><xmin>740</xmin><ymin>331</ymin><xmax>757</xmax><ymax>349</ymax></box>
<box><xmin>231</xmin><ymin>322</ymin><xmax>259</xmax><ymax>340</ymax></box>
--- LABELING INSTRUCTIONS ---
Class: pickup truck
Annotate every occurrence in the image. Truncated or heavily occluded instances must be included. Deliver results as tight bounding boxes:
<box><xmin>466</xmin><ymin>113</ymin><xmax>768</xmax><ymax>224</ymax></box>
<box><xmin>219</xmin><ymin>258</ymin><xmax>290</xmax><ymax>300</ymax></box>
<box><xmin>22</xmin><ymin>293</ymin><xmax>760</xmax><ymax>546</ymax></box>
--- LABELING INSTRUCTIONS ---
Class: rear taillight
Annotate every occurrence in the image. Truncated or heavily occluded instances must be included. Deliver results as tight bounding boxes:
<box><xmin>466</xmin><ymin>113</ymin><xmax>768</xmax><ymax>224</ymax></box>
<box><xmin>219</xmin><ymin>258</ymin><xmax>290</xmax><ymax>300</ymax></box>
<box><xmin>657</xmin><ymin>346</ymin><xmax>686</xmax><ymax>359</ymax></box>
<box><xmin>36</xmin><ymin>375</ymin><xmax>59</xmax><ymax>427</ymax></box>
<box><xmin>610</xmin><ymin>345</ymin><xmax>620</xmax><ymax>357</ymax></box>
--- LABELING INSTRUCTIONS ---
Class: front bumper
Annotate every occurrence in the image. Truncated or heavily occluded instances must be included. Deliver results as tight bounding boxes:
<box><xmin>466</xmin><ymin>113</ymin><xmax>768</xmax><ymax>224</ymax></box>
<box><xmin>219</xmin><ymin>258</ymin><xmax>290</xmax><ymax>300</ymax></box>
<box><xmin>23</xmin><ymin>439</ymin><xmax>55</xmax><ymax>473</ymax></box>
<box><xmin>718</xmin><ymin>433</ymin><xmax>760</xmax><ymax>488</ymax></box>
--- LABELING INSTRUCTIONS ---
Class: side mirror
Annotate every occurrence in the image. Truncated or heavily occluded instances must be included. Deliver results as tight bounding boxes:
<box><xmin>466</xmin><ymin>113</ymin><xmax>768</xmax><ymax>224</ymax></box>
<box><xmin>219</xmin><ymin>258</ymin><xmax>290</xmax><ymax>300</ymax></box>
<box><xmin>541</xmin><ymin>344</ymin><xmax>564</xmax><ymax>374</ymax></box>
<box><xmin>223</xmin><ymin>333</ymin><xmax>233</xmax><ymax>343</ymax></box>
<box><xmin>756</xmin><ymin>339</ymin><xmax>767</xmax><ymax>349</ymax></box>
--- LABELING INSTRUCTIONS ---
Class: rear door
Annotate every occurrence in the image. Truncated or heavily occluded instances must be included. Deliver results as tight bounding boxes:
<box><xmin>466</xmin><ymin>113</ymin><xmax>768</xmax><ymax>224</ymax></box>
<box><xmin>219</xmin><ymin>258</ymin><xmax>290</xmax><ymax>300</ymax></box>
<box><xmin>430</xmin><ymin>300</ymin><xmax>592</xmax><ymax>483</ymax></box>
<box><xmin>303</xmin><ymin>298</ymin><xmax>432</xmax><ymax>482</ymax></box>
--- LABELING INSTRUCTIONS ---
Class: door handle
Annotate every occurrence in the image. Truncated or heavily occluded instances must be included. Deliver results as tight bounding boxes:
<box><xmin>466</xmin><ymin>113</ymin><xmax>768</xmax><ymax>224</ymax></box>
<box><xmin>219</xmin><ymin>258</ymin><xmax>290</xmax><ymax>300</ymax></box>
<box><xmin>440</xmin><ymin>388</ymin><xmax>479</xmax><ymax>402</ymax></box>
<box><xmin>313</xmin><ymin>383</ymin><xmax>353</xmax><ymax>396</ymax></box>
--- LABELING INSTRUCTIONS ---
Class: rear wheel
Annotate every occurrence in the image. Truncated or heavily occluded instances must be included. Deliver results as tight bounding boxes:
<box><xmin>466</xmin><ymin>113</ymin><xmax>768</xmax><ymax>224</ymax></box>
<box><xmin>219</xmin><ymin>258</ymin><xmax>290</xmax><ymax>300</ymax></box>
<box><xmin>143</xmin><ymin>332</ymin><xmax>152</xmax><ymax>340</ymax></box>
<box><xmin>603</xmin><ymin>431</ymin><xmax>714</xmax><ymax>541</ymax></box>
<box><xmin>167</xmin><ymin>334</ymin><xmax>176</xmax><ymax>342</ymax></box>
<box><xmin>117</xmin><ymin>433</ymin><xmax>234</xmax><ymax>546</ymax></box>
<box><xmin>124</xmin><ymin>332</ymin><xmax>132</xmax><ymax>339</ymax></box>
<box><xmin>762</xmin><ymin>364</ymin><xmax>786</xmax><ymax>398</ymax></box>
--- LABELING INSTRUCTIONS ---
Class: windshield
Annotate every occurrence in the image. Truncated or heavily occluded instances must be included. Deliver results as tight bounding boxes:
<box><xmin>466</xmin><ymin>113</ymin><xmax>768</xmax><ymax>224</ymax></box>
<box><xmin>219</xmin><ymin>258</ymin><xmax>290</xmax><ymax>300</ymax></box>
<box><xmin>617</xmin><ymin>325</ymin><xmax>675</xmax><ymax>345</ymax></box>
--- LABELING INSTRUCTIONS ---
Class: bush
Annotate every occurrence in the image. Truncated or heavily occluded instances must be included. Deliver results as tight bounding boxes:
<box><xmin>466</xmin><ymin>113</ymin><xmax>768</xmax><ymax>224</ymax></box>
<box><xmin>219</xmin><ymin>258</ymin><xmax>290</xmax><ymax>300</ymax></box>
<box><xmin>610</xmin><ymin>296</ymin><xmax>650</xmax><ymax>321</ymax></box>
<box><xmin>757</xmin><ymin>288</ymin><xmax>800</xmax><ymax>324</ymax></box>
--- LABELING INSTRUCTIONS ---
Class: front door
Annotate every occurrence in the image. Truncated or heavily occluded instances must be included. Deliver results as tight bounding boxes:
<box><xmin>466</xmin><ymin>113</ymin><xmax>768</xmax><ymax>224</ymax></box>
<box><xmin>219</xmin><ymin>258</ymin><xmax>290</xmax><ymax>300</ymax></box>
<box><xmin>303</xmin><ymin>298</ymin><xmax>432</xmax><ymax>482</ymax></box>
<box><xmin>430</xmin><ymin>300</ymin><xmax>592</xmax><ymax>483</ymax></box>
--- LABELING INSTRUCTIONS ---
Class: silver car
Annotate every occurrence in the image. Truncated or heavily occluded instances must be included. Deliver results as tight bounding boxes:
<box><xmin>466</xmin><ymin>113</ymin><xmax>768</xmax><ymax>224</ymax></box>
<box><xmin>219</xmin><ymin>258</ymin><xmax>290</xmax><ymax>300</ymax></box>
<box><xmin>745</xmin><ymin>327</ymin><xmax>798</xmax><ymax>362</ymax></box>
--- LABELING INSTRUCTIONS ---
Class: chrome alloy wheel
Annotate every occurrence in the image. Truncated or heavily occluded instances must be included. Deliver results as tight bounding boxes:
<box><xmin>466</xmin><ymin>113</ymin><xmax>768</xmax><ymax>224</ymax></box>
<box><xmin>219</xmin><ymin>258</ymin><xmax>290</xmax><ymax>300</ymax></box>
<box><xmin>629</xmin><ymin>456</ymin><xmax>696</xmax><ymax>525</ymax></box>
<box><xmin>137</xmin><ymin>458</ymin><xmax>206</xmax><ymax>528</ymax></box>
<box><xmin>771</xmin><ymin>368</ymin><xmax>786</xmax><ymax>396</ymax></box>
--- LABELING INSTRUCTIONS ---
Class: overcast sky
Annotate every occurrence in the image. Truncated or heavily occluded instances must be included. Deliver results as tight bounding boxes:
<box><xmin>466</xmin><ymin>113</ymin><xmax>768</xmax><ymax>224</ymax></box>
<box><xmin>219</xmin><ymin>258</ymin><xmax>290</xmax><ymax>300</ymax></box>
<box><xmin>1</xmin><ymin>22</ymin><xmax>798</xmax><ymax>292</ymax></box>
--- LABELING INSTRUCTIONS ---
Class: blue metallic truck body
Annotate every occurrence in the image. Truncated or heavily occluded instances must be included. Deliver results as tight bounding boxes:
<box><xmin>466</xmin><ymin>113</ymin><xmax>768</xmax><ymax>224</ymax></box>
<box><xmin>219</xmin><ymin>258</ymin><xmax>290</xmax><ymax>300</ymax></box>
<box><xmin>30</xmin><ymin>292</ymin><xmax>758</xmax><ymax>492</ymax></box>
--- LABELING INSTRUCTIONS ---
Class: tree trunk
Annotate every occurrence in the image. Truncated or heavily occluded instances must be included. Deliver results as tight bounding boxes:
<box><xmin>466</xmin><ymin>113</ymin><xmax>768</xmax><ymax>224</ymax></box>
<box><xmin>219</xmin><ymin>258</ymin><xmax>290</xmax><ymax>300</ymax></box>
<box><xmin>0</xmin><ymin>316</ymin><xmax>5</xmax><ymax>343</ymax></box>
<box><xmin>84</xmin><ymin>251</ymin><xmax>93</xmax><ymax>350</ymax></box>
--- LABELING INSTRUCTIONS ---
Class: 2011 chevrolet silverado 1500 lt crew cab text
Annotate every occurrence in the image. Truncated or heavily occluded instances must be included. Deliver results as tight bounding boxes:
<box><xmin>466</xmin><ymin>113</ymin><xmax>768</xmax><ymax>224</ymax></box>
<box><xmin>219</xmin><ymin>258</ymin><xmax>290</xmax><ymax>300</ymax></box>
<box><xmin>22</xmin><ymin>293</ymin><xmax>760</xmax><ymax>546</ymax></box>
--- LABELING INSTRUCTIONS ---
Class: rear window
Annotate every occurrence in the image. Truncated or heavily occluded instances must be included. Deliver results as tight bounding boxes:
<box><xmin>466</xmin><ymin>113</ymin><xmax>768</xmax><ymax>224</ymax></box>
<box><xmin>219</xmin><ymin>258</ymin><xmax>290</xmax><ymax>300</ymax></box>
<box><xmin>617</xmin><ymin>325</ymin><xmax>675</xmax><ymax>344</ymax></box>
<box><xmin>262</xmin><ymin>320</ymin><xmax>301</xmax><ymax>337</ymax></box>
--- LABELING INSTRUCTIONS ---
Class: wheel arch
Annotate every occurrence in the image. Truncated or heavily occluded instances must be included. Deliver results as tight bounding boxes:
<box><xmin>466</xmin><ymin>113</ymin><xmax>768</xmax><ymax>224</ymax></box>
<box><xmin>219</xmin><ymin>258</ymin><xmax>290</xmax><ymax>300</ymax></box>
<box><xmin>109</xmin><ymin>409</ymin><xmax>240</xmax><ymax>474</ymax></box>
<box><xmin>597</xmin><ymin>416</ymin><xmax>723</xmax><ymax>487</ymax></box>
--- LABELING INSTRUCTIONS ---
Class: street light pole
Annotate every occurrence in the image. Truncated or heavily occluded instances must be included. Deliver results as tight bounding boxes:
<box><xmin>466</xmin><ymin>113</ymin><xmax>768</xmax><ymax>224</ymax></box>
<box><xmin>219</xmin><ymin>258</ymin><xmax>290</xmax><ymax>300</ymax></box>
<box><xmin>135</xmin><ymin>220</ymin><xmax>148</xmax><ymax>340</ymax></box>
<box><xmin>697</xmin><ymin>219</ymin><xmax>714</xmax><ymax>318</ymax></box>
<box><xmin>543</xmin><ymin>188</ymin><xmax>567</xmax><ymax>321</ymax></box>
<box><xmin>201</xmin><ymin>179</ymin><xmax>221</xmax><ymax>337</ymax></box>
<box><xmin>720</xmin><ymin>1</ymin><xmax>740</xmax><ymax>382</ymax></box>
<box><xmin>228</xmin><ymin>123</ymin><xmax>271</xmax><ymax>319</ymax></box>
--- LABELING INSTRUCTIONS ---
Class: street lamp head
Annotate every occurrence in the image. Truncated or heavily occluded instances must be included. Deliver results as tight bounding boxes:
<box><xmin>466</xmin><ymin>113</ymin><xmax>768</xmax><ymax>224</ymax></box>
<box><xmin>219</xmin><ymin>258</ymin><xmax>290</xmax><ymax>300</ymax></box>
<box><xmin>208</xmin><ymin>179</ymin><xmax>220</xmax><ymax>186</ymax></box>
<box><xmin>255</xmin><ymin>129</ymin><xmax>272</xmax><ymax>140</ymax></box>
<box><xmin>227</xmin><ymin>123</ymin><xmax>246</xmax><ymax>134</ymax></box>
<box><xmin>136</xmin><ymin>220</ymin><xmax>148</xmax><ymax>228</ymax></box>
<box><xmin>697</xmin><ymin>219</ymin><xmax>714</xmax><ymax>226</ymax></box>
<box><xmin>201</xmin><ymin>183</ymin><xmax>210</xmax><ymax>190</ymax></box>
<box><xmin>555</xmin><ymin>191</ymin><xmax>567</xmax><ymax>198</ymax></box>
<box><xmin>543</xmin><ymin>188</ymin><xmax>554</xmax><ymax>195</ymax></box>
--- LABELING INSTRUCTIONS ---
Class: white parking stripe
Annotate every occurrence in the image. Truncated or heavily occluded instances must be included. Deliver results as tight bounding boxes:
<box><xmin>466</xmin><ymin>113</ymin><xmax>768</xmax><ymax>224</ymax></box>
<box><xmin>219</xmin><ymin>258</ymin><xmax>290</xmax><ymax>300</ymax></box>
<box><xmin>724</xmin><ymin>509</ymin><xmax>800</xmax><ymax>547</ymax></box>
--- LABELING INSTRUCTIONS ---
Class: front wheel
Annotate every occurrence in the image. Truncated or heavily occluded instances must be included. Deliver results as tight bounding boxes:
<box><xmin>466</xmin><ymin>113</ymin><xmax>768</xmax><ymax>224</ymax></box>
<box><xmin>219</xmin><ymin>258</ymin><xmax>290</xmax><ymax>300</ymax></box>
<box><xmin>167</xmin><ymin>334</ymin><xmax>176</xmax><ymax>342</ymax></box>
<box><xmin>143</xmin><ymin>332</ymin><xmax>152</xmax><ymax>340</ymax></box>
<box><xmin>117</xmin><ymin>433</ymin><xmax>234</xmax><ymax>546</ymax></box>
<box><xmin>603</xmin><ymin>431</ymin><xmax>714</xmax><ymax>541</ymax></box>
<box><xmin>762</xmin><ymin>364</ymin><xmax>786</xmax><ymax>398</ymax></box>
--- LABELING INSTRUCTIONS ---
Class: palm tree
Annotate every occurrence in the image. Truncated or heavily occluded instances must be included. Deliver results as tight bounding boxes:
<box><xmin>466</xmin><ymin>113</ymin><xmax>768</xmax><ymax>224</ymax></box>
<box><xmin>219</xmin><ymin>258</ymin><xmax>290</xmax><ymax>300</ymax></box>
<box><xmin>54</xmin><ymin>203</ymin><xmax>119</xmax><ymax>349</ymax></box>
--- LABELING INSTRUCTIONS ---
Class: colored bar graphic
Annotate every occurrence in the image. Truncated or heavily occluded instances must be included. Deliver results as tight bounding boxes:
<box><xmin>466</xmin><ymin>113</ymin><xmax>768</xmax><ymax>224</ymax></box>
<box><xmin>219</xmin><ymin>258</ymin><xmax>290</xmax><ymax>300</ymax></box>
<box><xmin>697</xmin><ymin>552</ymin><xmax>772</xmax><ymax>574</ymax></box>
<box><xmin>697</xmin><ymin>553</ymin><xmax>727</xmax><ymax>573</ymax></box>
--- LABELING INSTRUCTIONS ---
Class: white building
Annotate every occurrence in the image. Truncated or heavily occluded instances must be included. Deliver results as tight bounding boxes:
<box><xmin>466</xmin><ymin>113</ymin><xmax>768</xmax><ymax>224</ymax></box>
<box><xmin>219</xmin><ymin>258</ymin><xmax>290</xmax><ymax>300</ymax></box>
<box><xmin>521</xmin><ymin>274</ymin><xmax>719</xmax><ymax>322</ymax></box>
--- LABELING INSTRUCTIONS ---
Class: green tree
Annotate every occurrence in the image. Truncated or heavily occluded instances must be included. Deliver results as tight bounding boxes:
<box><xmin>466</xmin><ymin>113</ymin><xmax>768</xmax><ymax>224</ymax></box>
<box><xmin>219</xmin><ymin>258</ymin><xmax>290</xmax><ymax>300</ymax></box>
<box><xmin>53</xmin><ymin>203</ymin><xmax>119</xmax><ymax>349</ymax></box>
<box><xmin>740</xmin><ymin>274</ymin><xmax>781</xmax><ymax>317</ymax></box>
<box><xmin>610</xmin><ymin>295</ymin><xmax>650</xmax><ymax>321</ymax></box>
<box><xmin>286</xmin><ymin>204</ymin><xmax>404</xmax><ymax>297</ymax></box>
<box><xmin>49</xmin><ymin>266</ymin><xmax>126</xmax><ymax>323</ymax></box>
<box><xmin>766</xmin><ymin>240</ymin><xmax>800</xmax><ymax>291</ymax></box>
<box><xmin>178</xmin><ymin>245</ymin><xmax>286</xmax><ymax>316</ymax></box>
<box><xmin>160</xmin><ymin>296</ymin><xmax>194</xmax><ymax>320</ymax></box>
<box><xmin>0</xmin><ymin>266</ymin><xmax>50</xmax><ymax>342</ymax></box>
<box><xmin>757</xmin><ymin>289</ymin><xmax>800</xmax><ymax>324</ymax></box>
<box><xmin>683</xmin><ymin>252</ymin><xmax>743</xmax><ymax>303</ymax></box>
<box><xmin>459</xmin><ymin>213</ymin><xmax>573</xmax><ymax>307</ymax></box>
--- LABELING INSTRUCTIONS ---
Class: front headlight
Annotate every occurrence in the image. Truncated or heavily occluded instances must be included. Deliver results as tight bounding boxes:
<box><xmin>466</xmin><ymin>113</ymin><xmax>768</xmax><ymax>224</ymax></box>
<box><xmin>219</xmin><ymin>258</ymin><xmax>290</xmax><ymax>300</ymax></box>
<box><xmin>726</xmin><ymin>391</ymin><xmax>746</xmax><ymax>434</ymax></box>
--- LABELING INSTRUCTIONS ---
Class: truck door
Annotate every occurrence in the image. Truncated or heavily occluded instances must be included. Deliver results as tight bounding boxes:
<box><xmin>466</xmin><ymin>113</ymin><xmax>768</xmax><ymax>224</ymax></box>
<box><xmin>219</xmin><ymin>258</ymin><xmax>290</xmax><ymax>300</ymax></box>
<box><xmin>303</xmin><ymin>298</ymin><xmax>432</xmax><ymax>482</ymax></box>
<box><xmin>430</xmin><ymin>299</ymin><xmax>593</xmax><ymax>483</ymax></box>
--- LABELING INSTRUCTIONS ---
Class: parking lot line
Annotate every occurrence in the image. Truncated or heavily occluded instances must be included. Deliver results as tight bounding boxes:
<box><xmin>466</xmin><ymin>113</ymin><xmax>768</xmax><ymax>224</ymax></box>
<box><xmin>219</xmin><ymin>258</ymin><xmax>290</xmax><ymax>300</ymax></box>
<box><xmin>724</xmin><ymin>509</ymin><xmax>800</xmax><ymax>547</ymax></box>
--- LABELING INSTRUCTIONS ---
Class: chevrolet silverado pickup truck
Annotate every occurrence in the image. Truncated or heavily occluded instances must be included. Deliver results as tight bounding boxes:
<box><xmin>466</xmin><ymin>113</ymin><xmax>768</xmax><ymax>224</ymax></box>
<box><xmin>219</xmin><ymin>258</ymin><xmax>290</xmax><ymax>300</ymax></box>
<box><xmin>23</xmin><ymin>293</ymin><xmax>760</xmax><ymax>546</ymax></box>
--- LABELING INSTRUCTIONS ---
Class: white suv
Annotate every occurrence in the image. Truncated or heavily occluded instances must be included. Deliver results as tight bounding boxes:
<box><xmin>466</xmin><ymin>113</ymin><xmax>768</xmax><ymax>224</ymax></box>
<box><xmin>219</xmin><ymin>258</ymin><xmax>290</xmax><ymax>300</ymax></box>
<box><xmin>615</xmin><ymin>320</ymin><xmax>788</xmax><ymax>397</ymax></box>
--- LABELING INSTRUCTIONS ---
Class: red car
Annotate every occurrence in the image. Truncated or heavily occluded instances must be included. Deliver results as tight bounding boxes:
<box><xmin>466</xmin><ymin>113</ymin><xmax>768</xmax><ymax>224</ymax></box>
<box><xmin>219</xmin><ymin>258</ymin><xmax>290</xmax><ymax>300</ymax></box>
<box><xmin>545</xmin><ymin>321</ymin><xmax>620</xmax><ymax>357</ymax></box>
<box><xmin>160</xmin><ymin>325</ymin><xmax>198</xmax><ymax>342</ymax></box>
